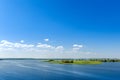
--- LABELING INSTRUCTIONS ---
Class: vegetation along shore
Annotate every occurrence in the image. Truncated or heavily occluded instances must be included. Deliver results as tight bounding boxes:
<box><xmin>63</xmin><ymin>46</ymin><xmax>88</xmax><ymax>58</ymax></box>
<box><xmin>45</xmin><ymin>58</ymin><xmax>120</xmax><ymax>65</ymax></box>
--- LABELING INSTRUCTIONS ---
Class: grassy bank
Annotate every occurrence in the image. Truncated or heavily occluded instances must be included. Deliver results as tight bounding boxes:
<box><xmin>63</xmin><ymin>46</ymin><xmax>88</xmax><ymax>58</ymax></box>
<box><xmin>45</xmin><ymin>60</ymin><xmax>102</xmax><ymax>65</ymax></box>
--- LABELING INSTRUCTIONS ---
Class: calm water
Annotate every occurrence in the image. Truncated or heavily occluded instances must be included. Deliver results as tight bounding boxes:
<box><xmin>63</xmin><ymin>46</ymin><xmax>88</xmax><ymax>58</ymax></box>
<box><xmin>0</xmin><ymin>60</ymin><xmax>120</xmax><ymax>80</ymax></box>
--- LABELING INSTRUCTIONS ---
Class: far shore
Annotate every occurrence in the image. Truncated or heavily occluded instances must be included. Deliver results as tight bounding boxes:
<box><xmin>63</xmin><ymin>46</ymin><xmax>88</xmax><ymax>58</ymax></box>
<box><xmin>0</xmin><ymin>58</ymin><xmax>120</xmax><ymax>65</ymax></box>
<box><xmin>44</xmin><ymin>58</ymin><xmax>120</xmax><ymax>65</ymax></box>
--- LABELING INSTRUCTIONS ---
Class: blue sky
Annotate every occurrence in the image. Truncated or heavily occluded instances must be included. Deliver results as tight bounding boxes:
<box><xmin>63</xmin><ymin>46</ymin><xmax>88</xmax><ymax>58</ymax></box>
<box><xmin>0</xmin><ymin>0</ymin><xmax>120</xmax><ymax>58</ymax></box>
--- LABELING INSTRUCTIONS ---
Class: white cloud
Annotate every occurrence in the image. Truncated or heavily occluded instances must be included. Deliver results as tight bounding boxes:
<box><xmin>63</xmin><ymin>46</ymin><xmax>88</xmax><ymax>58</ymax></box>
<box><xmin>0</xmin><ymin>40</ymin><xmax>34</xmax><ymax>52</ymax></box>
<box><xmin>20</xmin><ymin>40</ymin><xmax>24</xmax><ymax>43</ymax></box>
<box><xmin>0</xmin><ymin>40</ymin><xmax>97</xmax><ymax>58</ymax></box>
<box><xmin>0</xmin><ymin>40</ymin><xmax>64</xmax><ymax>53</ymax></box>
<box><xmin>36</xmin><ymin>43</ymin><xmax>64</xmax><ymax>53</ymax></box>
<box><xmin>72</xmin><ymin>44</ymin><xmax>83</xmax><ymax>52</ymax></box>
<box><xmin>55</xmin><ymin>46</ymin><xmax>64</xmax><ymax>52</ymax></box>
<box><xmin>36</xmin><ymin>43</ymin><xmax>54</xmax><ymax>49</ymax></box>
<box><xmin>56</xmin><ymin>46</ymin><xmax>64</xmax><ymax>50</ymax></box>
<box><xmin>73</xmin><ymin>44</ymin><xmax>83</xmax><ymax>48</ymax></box>
<box><xmin>14</xmin><ymin>43</ymin><xmax>34</xmax><ymax>48</ymax></box>
<box><xmin>44</xmin><ymin>38</ymin><xmax>49</xmax><ymax>42</ymax></box>
<box><xmin>0</xmin><ymin>40</ymin><xmax>34</xmax><ymax>49</ymax></box>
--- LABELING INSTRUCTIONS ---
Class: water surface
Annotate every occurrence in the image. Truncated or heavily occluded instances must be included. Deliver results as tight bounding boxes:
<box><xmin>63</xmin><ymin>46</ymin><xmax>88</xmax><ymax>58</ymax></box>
<box><xmin>0</xmin><ymin>60</ymin><xmax>120</xmax><ymax>80</ymax></box>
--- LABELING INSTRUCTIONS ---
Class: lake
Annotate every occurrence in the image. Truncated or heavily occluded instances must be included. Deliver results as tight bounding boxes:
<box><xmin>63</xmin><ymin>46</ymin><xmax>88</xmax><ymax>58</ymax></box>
<box><xmin>0</xmin><ymin>60</ymin><xmax>120</xmax><ymax>80</ymax></box>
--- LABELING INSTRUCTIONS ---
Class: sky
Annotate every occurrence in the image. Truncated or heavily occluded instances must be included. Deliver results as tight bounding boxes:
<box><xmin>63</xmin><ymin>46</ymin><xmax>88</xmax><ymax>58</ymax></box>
<box><xmin>0</xmin><ymin>0</ymin><xmax>120</xmax><ymax>58</ymax></box>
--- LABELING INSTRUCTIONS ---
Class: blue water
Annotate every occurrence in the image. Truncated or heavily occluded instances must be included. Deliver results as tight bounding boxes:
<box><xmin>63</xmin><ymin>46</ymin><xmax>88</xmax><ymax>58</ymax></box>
<box><xmin>0</xmin><ymin>60</ymin><xmax>120</xmax><ymax>80</ymax></box>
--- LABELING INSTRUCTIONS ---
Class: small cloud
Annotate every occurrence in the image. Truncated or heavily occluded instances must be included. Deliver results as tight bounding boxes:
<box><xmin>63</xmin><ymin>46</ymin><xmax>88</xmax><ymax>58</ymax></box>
<box><xmin>20</xmin><ymin>40</ymin><xmax>24</xmax><ymax>43</ymax></box>
<box><xmin>44</xmin><ymin>38</ymin><xmax>49</xmax><ymax>42</ymax></box>
<box><xmin>56</xmin><ymin>46</ymin><xmax>64</xmax><ymax>51</ymax></box>
<box><xmin>73</xmin><ymin>44</ymin><xmax>83</xmax><ymax>48</ymax></box>
<box><xmin>72</xmin><ymin>44</ymin><xmax>83</xmax><ymax>52</ymax></box>
<box><xmin>36</xmin><ymin>43</ymin><xmax>54</xmax><ymax>49</ymax></box>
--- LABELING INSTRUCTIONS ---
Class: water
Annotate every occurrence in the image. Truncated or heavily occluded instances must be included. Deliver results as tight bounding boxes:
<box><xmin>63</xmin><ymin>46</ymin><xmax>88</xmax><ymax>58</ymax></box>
<box><xmin>0</xmin><ymin>60</ymin><xmax>120</xmax><ymax>80</ymax></box>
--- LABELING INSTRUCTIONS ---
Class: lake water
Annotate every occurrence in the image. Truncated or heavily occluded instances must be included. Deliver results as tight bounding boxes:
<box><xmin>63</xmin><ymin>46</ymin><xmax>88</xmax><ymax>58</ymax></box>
<box><xmin>0</xmin><ymin>60</ymin><xmax>120</xmax><ymax>80</ymax></box>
